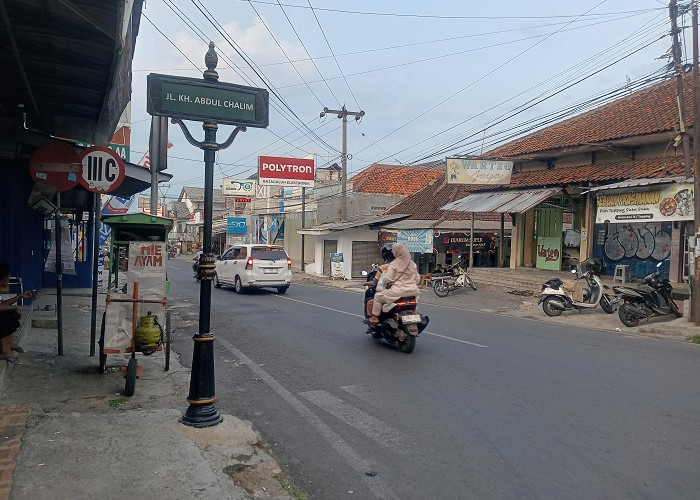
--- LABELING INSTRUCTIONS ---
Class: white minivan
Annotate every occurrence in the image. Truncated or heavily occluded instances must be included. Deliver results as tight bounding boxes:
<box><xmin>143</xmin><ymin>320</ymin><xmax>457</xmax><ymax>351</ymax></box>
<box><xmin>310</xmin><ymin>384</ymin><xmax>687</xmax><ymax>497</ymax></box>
<box><xmin>214</xmin><ymin>244</ymin><xmax>292</xmax><ymax>294</ymax></box>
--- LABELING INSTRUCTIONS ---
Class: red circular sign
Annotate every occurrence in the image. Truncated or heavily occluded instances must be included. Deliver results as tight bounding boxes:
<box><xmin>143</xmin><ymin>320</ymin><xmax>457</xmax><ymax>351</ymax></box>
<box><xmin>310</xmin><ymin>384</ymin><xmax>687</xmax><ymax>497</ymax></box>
<box><xmin>29</xmin><ymin>143</ymin><xmax>81</xmax><ymax>192</ymax></box>
<box><xmin>78</xmin><ymin>146</ymin><xmax>126</xmax><ymax>193</ymax></box>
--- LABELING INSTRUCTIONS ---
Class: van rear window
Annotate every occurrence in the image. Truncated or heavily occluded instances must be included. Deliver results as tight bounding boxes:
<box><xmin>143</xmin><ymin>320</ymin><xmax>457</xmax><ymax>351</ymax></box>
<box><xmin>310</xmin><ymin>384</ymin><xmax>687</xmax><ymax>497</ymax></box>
<box><xmin>251</xmin><ymin>247</ymin><xmax>287</xmax><ymax>260</ymax></box>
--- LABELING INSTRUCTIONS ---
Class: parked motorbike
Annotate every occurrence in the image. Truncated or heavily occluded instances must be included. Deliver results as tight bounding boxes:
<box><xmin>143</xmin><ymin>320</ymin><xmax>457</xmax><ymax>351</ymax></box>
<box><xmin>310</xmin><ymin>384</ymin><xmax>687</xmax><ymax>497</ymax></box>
<box><xmin>362</xmin><ymin>266</ymin><xmax>429</xmax><ymax>354</ymax></box>
<box><xmin>432</xmin><ymin>259</ymin><xmax>477</xmax><ymax>297</ymax></box>
<box><xmin>616</xmin><ymin>261</ymin><xmax>682</xmax><ymax>327</ymax></box>
<box><xmin>538</xmin><ymin>258</ymin><xmax>618</xmax><ymax>316</ymax></box>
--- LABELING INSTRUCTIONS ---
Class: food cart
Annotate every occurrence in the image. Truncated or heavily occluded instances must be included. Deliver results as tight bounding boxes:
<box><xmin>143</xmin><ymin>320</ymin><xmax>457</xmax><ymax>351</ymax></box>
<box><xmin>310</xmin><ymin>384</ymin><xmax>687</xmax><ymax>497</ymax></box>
<box><xmin>99</xmin><ymin>214</ymin><xmax>173</xmax><ymax>396</ymax></box>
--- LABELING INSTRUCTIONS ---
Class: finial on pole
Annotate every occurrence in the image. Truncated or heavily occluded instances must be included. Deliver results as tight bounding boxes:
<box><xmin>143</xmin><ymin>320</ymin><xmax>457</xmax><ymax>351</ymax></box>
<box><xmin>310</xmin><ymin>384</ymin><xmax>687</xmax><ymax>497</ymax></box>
<box><xmin>203</xmin><ymin>41</ymin><xmax>219</xmax><ymax>82</ymax></box>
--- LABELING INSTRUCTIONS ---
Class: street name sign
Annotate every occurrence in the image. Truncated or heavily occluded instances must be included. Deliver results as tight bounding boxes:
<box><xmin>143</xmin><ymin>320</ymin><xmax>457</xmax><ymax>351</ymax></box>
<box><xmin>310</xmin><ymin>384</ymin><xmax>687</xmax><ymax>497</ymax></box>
<box><xmin>147</xmin><ymin>73</ymin><xmax>269</xmax><ymax>127</ymax></box>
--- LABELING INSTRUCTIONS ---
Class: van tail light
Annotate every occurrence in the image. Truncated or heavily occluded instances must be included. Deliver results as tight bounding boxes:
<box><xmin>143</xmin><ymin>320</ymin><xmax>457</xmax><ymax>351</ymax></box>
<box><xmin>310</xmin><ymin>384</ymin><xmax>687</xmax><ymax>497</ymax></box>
<box><xmin>287</xmin><ymin>258</ymin><xmax>292</xmax><ymax>270</ymax></box>
<box><xmin>245</xmin><ymin>257</ymin><xmax>253</xmax><ymax>270</ymax></box>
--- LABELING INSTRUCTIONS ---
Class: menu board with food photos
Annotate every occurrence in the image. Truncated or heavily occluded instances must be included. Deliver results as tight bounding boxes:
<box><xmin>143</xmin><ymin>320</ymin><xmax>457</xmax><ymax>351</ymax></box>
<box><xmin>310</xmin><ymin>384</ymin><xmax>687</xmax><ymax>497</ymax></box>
<box><xmin>595</xmin><ymin>183</ymin><xmax>694</xmax><ymax>223</ymax></box>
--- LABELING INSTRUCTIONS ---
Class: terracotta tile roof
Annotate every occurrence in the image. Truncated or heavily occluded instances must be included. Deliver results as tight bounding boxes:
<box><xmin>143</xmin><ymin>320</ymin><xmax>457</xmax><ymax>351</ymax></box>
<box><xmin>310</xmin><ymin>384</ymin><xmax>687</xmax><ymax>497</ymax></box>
<box><xmin>386</xmin><ymin>155</ymin><xmax>685</xmax><ymax>220</ymax></box>
<box><xmin>485</xmin><ymin>74</ymin><xmax>693</xmax><ymax>158</ymax></box>
<box><xmin>351</xmin><ymin>163</ymin><xmax>444</xmax><ymax>195</ymax></box>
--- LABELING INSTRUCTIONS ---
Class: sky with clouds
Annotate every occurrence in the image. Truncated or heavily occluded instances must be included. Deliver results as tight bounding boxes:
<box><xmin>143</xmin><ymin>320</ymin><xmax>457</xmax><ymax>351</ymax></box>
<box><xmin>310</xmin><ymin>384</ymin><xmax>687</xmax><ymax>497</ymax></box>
<box><xmin>128</xmin><ymin>0</ymin><xmax>679</xmax><ymax>200</ymax></box>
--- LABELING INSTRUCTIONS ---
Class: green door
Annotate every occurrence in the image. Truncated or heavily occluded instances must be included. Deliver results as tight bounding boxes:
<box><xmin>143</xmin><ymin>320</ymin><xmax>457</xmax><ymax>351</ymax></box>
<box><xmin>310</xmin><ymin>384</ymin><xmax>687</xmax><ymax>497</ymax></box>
<box><xmin>535</xmin><ymin>208</ymin><xmax>563</xmax><ymax>270</ymax></box>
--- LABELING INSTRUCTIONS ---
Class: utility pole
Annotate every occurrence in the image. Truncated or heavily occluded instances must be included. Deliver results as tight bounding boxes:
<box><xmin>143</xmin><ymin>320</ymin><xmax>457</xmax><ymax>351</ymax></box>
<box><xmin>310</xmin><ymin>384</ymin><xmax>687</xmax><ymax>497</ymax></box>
<box><xmin>320</xmin><ymin>106</ymin><xmax>364</xmax><ymax>221</ymax></box>
<box><xmin>670</xmin><ymin>0</ymin><xmax>693</xmax><ymax>178</ymax></box>
<box><xmin>692</xmin><ymin>0</ymin><xmax>700</xmax><ymax>324</ymax></box>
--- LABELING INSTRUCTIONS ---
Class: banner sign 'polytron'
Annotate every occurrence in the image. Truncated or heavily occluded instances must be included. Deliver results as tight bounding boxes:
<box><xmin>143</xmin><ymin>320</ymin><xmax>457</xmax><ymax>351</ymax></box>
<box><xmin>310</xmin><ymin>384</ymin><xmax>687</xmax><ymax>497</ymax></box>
<box><xmin>146</xmin><ymin>73</ymin><xmax>269</xmax><ymax>128</ymax></box>
<box><xmin>258</xmin><ymin>156</ymin><xmax>315</xmax><ymax>187</ymax></box>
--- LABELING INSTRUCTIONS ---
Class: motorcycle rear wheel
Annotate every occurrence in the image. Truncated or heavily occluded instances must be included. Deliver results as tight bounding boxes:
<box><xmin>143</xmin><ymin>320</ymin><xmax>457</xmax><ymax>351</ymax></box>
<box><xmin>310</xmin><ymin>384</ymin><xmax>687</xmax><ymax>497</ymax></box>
<box><xmin>542</xmin><ymin>296</ymin><xmax>564</xmax><ymax>317</ymax></box>
<box><xmin>433</xmin><ymin>281</ymin><xmax>450</xmax><ymax>298</ymax></box>
<box><xmin>669</xmin><ymin>298</ymin><xmax>682</xmax><ymax>318</ymax></box>
<box><xmin>618</xmin><ymin>303</ymin><xmax>640</xmax><ymax>327</ymax></box>
<box><xmin>599</xmin><ymin>294</ymin><xmax>615</xmax><ymax>314</ymax></box>
<box><xmin>398</xmin><ymin>334</ymin><xmax>416</xmax><ymax>353</ymax></box>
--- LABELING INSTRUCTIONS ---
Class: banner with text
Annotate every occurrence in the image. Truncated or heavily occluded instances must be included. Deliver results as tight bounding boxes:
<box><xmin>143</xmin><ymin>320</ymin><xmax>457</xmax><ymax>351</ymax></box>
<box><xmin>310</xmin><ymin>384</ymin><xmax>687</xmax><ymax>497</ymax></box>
<box><xmin>446</xmin><ymin>158</ymin><xmax>513</xmax><ymax>185</ymax></box>
<box><xmin>595</xmin><ymin>183</ymin><xmax>694</xmax><ymax>223</ymax></box>
<box><xmin>258</xmin><ymin>156</ymin><xmax>315</xmax><ymax>187</ymax></box>
<box><xmin>397</xmin><ymin>229</ymin><xmax>434</xmax><ymax>253</ymax></box>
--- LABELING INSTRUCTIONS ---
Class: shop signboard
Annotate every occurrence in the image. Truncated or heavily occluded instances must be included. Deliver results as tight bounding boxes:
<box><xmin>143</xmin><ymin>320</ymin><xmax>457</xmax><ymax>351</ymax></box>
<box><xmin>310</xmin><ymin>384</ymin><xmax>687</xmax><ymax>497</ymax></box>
<box><xmin>595</xmin><ymin>183</ymin><xmax>694</xmax><ymax>223</ymax></box>
<box><xmin>433</xmin><ymin>232</ymin><xmax>497</xmax><ymax>254</ymax></box>
<box><xmin>223</xmin><ymin>178</ymin><xmax>256</xmax><ymax>197</ymax></box>
<box><xmin>397</xmin><ymin>229</ymin><xmax>433</xmax><ymax>253</ymax></box>
<box><xmin>535</xmin><ymin>235</ymin><xmax>562</xmax><ymax>271</ymax></box>
<box><xmin>227</xmin><ymin>217</ymin><xmax>247</xmax><ymax>235</ymax></box>
<box><xmin>330</xmin><ymin>252</ymin><xmax>344</xmax><ymax>279</ymax></box>
<box><xmin>446</xmin><ymin>158</ymin><xmax>513</xmax><ymax>185</ymax></box>
<box><xmin>258</xmin><ymin>155</ymin><xmax>315</xmax><ymax>187</ymax></box>
<box><xmin>378</xmin><ymin>229</ymin><xmax>397</xmax><ymax>246</ymax></box>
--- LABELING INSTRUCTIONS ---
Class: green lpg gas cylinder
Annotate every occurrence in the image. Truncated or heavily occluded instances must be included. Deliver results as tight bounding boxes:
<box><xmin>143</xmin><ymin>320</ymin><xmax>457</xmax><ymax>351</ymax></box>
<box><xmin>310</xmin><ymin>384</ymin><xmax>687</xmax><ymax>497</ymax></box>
<box><xmin>134</xmin><ymin>311</ymin><xmax>162</xmax><ymax>354</ymax></box>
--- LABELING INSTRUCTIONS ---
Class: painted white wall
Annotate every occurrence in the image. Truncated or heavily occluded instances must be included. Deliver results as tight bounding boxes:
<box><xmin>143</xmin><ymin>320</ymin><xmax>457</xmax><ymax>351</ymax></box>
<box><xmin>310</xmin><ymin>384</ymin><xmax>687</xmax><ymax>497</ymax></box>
<box><xmin>307</xmin><ymin>226</ymin><xmax>379</xmax><ymax>278</ymax></box>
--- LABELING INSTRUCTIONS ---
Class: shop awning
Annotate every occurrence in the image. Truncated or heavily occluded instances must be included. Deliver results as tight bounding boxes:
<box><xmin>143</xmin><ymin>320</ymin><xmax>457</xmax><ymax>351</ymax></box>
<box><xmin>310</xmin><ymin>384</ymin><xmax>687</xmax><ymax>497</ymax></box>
<box><xmin>582</xmin><ymin>176</ymin><xmax>688</xmax><ymax>193</ymax></box>
<box><xmin>440</xmin><ymin>188</ymin><xmax>560</xmax><ymax>213</ymax></box>
<box><xmin>297</xmin><ymin>214</ymin><xmax>411</xmax><ymax>235</ymax></box>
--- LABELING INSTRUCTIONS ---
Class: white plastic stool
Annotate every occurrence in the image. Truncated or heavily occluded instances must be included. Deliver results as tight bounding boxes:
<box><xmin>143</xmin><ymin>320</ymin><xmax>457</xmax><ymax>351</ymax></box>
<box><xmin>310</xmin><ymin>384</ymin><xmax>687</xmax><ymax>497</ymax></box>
<box><xmin>613</xmin><ymin>265</ymin><xmax>628</xmax><ymax>284</ymax></box>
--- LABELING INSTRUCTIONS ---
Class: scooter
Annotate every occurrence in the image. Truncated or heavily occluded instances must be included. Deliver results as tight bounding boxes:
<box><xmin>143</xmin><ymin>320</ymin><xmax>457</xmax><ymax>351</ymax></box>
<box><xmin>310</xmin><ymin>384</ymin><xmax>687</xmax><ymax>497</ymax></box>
<box><xmin>432</xmin><ymin>258</ymin><xmax>477</xmax><ymax>297</ymax></box>
<box><xmin>362</xmin><ymin>266</ymin><xmax>429</xmax><ymax>354</ymax></box>
<box><xmin>538</xmin><ymin>258</ymin><xmax>618</xmax><ymax>316</ymax></box>
<box><xmin>616</xmin><ymin>261</ymin><xmax>682</xmax><ymax>327</ymax></box>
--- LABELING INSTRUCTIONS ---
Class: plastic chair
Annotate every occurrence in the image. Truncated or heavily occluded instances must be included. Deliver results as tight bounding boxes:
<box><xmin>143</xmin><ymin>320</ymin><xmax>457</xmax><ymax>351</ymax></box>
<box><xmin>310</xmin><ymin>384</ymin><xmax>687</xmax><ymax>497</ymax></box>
<box><xmin>613</xmin><ymin>265</ymin><xmax>628</xmax><ymax>284</ymax></box>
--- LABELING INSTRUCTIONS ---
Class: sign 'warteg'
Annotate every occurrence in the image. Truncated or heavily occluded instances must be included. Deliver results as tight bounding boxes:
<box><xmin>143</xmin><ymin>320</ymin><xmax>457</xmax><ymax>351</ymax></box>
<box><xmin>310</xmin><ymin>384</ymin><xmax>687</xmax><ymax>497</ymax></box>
<box><xmin>258</xmin><ymin>156</ymin><xmax>315</xmax><ymax>187</ymax></box>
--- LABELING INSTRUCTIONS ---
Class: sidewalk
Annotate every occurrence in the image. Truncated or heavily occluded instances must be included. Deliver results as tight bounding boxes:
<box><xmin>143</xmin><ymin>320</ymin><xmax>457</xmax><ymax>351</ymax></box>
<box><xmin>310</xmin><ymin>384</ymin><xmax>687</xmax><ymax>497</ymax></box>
<box><xmin>0</xmin><ymin>290</ymin><xmax>295</xmax><ymax>500</ymax></box>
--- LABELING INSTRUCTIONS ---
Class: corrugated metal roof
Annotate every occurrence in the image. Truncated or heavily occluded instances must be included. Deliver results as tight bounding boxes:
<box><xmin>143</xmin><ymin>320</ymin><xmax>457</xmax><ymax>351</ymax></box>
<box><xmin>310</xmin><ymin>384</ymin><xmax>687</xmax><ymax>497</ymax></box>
<box><xmin>297</xmin><ymin>214</ymin><xmax>410</xmax><ymax>235</ymax></box>
<box><xmin>582</xmin><ymin>176</ymin><xmax>688</xmax><ymax>193</ymax></box>
<box><xmin>440</xmin><ymin>188</ymin><xmax>560</xmax><ymax>213</ymax></box>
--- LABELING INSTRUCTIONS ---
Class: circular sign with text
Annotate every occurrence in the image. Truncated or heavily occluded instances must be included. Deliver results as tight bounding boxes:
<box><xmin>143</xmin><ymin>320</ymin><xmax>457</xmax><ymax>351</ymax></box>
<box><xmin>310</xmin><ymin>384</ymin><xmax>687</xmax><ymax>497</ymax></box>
<box><xmin>29</xmin><ymin>142</ymin><xmax>81</xmax><ymax>192</ymax></box>
<box><xmin>78</xmin><ymin>146</ymin><xmax>126</xmax><ymax>193</ymax></box>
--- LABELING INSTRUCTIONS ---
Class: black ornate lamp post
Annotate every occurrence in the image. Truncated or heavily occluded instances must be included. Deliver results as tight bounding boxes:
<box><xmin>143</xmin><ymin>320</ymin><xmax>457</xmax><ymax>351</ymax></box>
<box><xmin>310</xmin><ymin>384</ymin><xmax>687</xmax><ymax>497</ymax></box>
<box><xmin>146</xmin><ymin>42</ymin><xmax>268</xmax><ymax>427</ymax></box>
<box><xmin>173</xmin><ymin>43</ymin><xmax>245</xmax><ymax>427</ymax></box>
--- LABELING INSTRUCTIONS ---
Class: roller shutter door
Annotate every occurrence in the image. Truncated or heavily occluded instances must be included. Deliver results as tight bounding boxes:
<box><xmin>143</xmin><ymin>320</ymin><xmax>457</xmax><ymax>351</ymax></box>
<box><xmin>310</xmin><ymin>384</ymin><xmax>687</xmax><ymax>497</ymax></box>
<box><xmin>323</xmin><ymin>240</ymin><xmax>337</xmax><ymax>276</ymax></box>
<box><xmin>351</xmin><ymin>241</ymin><xmax>379</xmax><ymax>278</ymax></box>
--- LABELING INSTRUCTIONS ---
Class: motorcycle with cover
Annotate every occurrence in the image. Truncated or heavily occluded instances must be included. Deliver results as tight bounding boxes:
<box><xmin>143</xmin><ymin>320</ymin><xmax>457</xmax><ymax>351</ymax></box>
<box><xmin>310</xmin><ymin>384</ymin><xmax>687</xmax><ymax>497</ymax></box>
<box><xmin>616</xmin><ymin>261</ymin><xmax>682</xmax><ymax>327</ymax></box>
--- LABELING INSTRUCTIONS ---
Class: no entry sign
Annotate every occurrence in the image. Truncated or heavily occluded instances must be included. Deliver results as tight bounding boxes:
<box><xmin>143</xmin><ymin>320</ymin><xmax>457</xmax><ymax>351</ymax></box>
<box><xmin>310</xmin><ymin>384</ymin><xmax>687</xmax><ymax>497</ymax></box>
<box><xmin>258</xmin><ymin>156</ymin><xmax>315</xmax><ymax>187</ymax></box>
<box><xmin>78</xmin><ymin>146</ymin><xmax>126</xmax><ymax>193</ymax></box>
<box><xmin>29</xmin><ymin>142</ymin><xmax>81</xmax><ymax>192</ymax></box>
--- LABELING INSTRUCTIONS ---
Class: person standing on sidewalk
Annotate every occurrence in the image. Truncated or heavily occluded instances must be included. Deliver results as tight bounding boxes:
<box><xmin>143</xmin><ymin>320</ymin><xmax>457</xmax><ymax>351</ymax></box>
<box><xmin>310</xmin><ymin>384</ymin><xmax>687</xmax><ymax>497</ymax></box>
<box><xmin>0</xmin><ymin>262</ymin><xmax>33</xmax><ymax>363</ymax></box>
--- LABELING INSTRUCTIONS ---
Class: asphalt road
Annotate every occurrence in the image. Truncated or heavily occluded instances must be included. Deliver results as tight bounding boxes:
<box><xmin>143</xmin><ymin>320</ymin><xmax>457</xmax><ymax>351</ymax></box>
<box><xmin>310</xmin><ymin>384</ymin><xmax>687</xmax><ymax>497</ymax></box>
<box><xmin>167</xmin><ymin>260</ymin><xmax>700</xmax><ymax>500</ymax></box>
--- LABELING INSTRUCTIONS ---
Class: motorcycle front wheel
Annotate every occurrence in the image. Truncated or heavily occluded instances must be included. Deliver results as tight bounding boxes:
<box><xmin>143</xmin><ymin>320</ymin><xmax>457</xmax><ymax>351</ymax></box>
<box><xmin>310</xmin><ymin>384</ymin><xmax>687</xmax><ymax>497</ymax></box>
<box><xmin>466</xmin><ymin>275</ymin><xmax>477</xmax><ymax>291</ymax></box>
<box><xmin>599</xmin><ymin>294</ymin><xmax>615</xmax><ymax>314</ymax></box>
<box><xmin>542</xmin><ymin>296</ymin><xmax>564</xmax><ymax>317</ymax></box>
<box><xmin>618</xmin><ymin>303</ymin><xmax>640</xmax><ymax>327</ymax></box>
<box><xmin>433</xmin><ymin>281</ymin><xmax>450</xmax><ymax>298</ymax></box>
